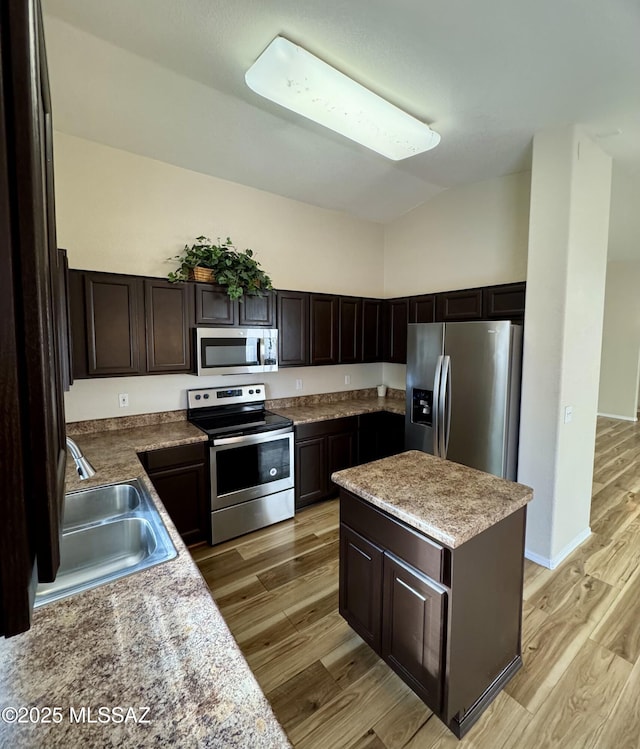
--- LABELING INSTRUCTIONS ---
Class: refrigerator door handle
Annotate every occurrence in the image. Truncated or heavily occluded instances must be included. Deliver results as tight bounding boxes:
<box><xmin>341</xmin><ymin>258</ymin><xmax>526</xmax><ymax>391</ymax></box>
<box><xmin>441</xmin><ymin>355</ymin><xmax>452</xmax><ymax>458</ymax></box>
<box><xmin>432</xmin><ymin>355</ymin><xmax>443</xmax><ymax>456</ymax></box>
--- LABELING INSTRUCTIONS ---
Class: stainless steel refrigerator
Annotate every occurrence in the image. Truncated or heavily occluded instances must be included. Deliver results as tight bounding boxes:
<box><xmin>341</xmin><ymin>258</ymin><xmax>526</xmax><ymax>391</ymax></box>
<box><xmin>405</xmin><ymin>321</ymin><xmax>523</xmax><ymax>480</ymax></box>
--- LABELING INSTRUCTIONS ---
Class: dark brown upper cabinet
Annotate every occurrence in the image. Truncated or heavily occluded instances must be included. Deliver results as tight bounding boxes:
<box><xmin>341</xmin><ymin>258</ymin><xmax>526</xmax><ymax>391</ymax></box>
<box><xmin>57</xmin><ymin>248</ymin><xmax>73</xmax><ymax>390</ymax></box>
<box><xmin>435</xmin><ymin>288</ymin><xmax>483</xmax><ymax>322</ymax></box>
<box><xmin>194</xmin><ymin>283</ymin><xmax>237</xmax><ymax>326</ymax></box>
<box><xmin>339</xmin><ymin>296</ymin><xmax>362</xmax><ymax>364</ymax></box>
<box><xmin>71</xmin><ymin>271</ymin><xmax>194</xmax><ymax>378</ymax></box>
<box><xmin>1</xmin><ymin>0</ymin><xmax>67</xmax><ymax>637</ymax></box>
<box><xmin>384</xmin><ymin>298</ymin><xmax>409</xmax><ymax>364</ymax></box>
<box><xmin>483</xmin><ymin>282</ymin><xmax>526</xmax><ymax>321</ymax></box>
<box><xmin>144</xmin><ymin>279</ymin><xmax>193</xmax><ymax>373</ymax></box>
<box><xmin>409</xmin><ymin>294</ymin><xmax>436</xmax><ymax>324</ymax></box>
<box><xmin>194</xmin><ymin>284</ymin><xmax>275</xmax><ymax>328</ymax></box>
<box><xmin>277</xmin><ymin>290</ymin><xmax>310</xmax><ymax>367</ymax></box>
<box><xmin>82</xmin><ymin>272</ymin><xmax>145</xmax><ymax>376</ymax></box>
<box><xmin>238</xmin><ymin>290</ymin><xmax>276</xmax><ymax>327</ymax></box>
<box><xmin>361</xmin><ymin>298</ymin><xmax>383</xmax><ymax>362</ymax></box>
<box><xmin>310</xmin><ymin>293</ymin><xmax>339</xmax><ymax>365</ymax></box>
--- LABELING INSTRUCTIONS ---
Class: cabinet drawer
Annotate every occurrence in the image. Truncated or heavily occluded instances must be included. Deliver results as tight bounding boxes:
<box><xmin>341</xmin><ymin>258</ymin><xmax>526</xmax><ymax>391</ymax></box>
<box><xmin>144</xmin><ymin>442</ymin><xmax>207</xmax><ymax>471</ymax></box>
<box><xmin>296</xmin><ymin>416</ymin><xmax>358</xmax><ymax>441</ymax></box>
<box><xmin>340</xmin><ymin>491</ymin><xmax>447</xmax><ymax>584</ymax></box>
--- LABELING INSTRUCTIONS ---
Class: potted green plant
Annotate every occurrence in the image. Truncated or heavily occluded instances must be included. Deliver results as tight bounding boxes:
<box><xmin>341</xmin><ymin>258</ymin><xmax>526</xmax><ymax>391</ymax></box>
<box><xmin>168</xmin><ymin>235</ymin><xmax>273</xmax><ymax>301</ymax></box>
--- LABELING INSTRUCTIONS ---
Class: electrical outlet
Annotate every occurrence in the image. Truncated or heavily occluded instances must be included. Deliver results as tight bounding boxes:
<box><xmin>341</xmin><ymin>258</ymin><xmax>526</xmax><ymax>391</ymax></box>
<box><xmin>118</xmin><ymin>393</ymin><xmax>129</xmax><ymax>408</ymax></box>
<box><xmin>295</xmin><ymin>379</ymin><xmax>303</xmax><ymax>391</ymax></box>
<box><xmin>564</xmin><ymin>405</ymin><xmax>573</xmax><ymax>424</ymax></box>
<box><xmin>344</xmin><ymin>375</ymin><xmax>351</xmax><ymax>385</ymax></box>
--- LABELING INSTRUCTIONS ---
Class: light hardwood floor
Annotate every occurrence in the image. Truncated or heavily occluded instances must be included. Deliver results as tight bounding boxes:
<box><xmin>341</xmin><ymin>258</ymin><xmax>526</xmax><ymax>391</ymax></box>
<box><xmin>193</xmin><ymin>417</ymin><xmax>640</xmax><ymax>748</ymax></box>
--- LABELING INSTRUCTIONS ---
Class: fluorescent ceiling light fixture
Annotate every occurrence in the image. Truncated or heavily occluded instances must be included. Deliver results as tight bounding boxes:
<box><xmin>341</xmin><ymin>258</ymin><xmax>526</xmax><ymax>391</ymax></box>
<box><xmin>245</xmin><ymin>36</ymin><xmax>440</xmax><ymax>161</ymax></box>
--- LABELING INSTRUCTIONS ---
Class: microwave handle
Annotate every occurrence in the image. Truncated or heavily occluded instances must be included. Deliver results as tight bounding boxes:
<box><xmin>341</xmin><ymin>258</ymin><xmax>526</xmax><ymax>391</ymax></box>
<box><xmin>259</xmin><ymin>337</ymin><xmax>266</xmax><ymax>365</ymax></box>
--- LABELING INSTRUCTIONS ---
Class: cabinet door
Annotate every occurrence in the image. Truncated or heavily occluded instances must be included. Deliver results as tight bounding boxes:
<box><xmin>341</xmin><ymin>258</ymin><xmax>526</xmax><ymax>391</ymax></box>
<box><xmin>145</xmin><ymin>279</ymin><xmax>193</xmax><ymax>373</ymax></box>
<box><xmin>84</xmin><ymin>273</ymin><xmax>144</xmax><ymax>375</ymax></box>
<box><xmin>409</xmin><ymin>295</ymin><xmax>436</xmax><ymax>324</ymax></box>
<box><xmin>0</xmin><ymin>0</ymin><xmax>67</xmax><ymax>635</ymax></box>
<box><xmin>146</xmin><ymin>462</ymin><xmax>209</xmax><ymax>545</ymax></box>
<box><xmin>295</xmin><ymin>436</ymin><xmax>327</xmax><ymax>509</ymax></box>
<box><xmin>339</xmin><ymin>524</ymin><xmax>383</xmax><ymax>651</ymax></box>
<box><xmin>277</xmin><ymin>290</ymin><xmax>310</xmax><ymax>367</ymax></box>
<box><xmin>361</xmin><ymin>298</ymin><xmax>383</xmax><ymax>362</ymax></box>
<box><xmin>357</xmin><ymin>412</ymin><xmax>404</xmax><ymax>464</ymax></box>
<box><xmin>238</xmin><ymin>291</ymin><xmax>276</xmax><ymax>327</ymax></box>
<box><xmin>195</xmin><ymin>283</ymin><xmax>237</xmax><ymax>326</ymax></box>
<box><xmin>380</xmin><ymin>412</ymin><xmax>405</xmax><ymax>458</ymax></box>
<box><xmin>57</xmin><ymin>249</ymin><xmax>73</xmax><ymax>390</ymax></box>
<box><xmin>436</xmin><ymin>288</ymin><xmax>483</xmax><ymax>322</ymax></box>
<box><xmin>327</xmin><ymin>429</ymin><xmax>357</xmax><ymax>492</ymax></box>
<box><xmin>382</xmin><ymin>552</ymin><xmax>446</xmax><ymax>713</ymax></box>
<box><xmin>483</xmin><ymin>282</ymin><xmax>526</xmax><ymax>321</ymax></box>
<box><xmin>384</xmin><ymin>299</ymin><xmax>409</xmax><ymax>363</ymax></box>
<box><xmin>339</xmin><ymin>296</ymin><xmax>362</xmax><ymax>364</ymax></box>
<box><xmin>310</xmin><ymin>293</ymin><xmax>339</xmax><ymax>365</ymax></box>
<box><xmin>357</xmin><ymin>412</ymin><xmax>381</xmax><ymax>464</ymax></box>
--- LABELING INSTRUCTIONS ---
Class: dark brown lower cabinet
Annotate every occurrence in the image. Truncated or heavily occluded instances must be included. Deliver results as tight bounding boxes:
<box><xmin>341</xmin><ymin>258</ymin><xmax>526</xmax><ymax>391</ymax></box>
<box><xmin>339</xmin><ymin>489</ymin><xmax>526</xmax><ymax>739</ymax></box>
<box><xmin>140</xmin><ymin>443</ymin><xmax>209</xmax><ymax>545</ymax></box>
<box><xmin>327</xmin><ymin>429</ymin><xmax>357</xmax><ymax>492</ymax></box>
<box><xmin>382</xmin><ymin>552</ymin><xmax>446</xmax><ymax>713</ymax></box>
<box><xmin>294</xmin><ymin>416</ymin><xmax>357</xmax><ymax>510</ymax></box>
<box><xmin>295</xmin><ymin>436</ymin><xmax>327</xmax><ymax>509</ymax></box>
<box><xmin>339</xmin><ymin>525</ymin><xmax>382</xmax><ymax>650</ymax></box>
<box><xmin>357</xmin><ymin>412</ymin><xmax>404</xmax><ymax>463</ymax></box>
<box><xmin>295</xmin><ymin>412</ymin><xmax>403</xmax><ymax>511</ymax></box>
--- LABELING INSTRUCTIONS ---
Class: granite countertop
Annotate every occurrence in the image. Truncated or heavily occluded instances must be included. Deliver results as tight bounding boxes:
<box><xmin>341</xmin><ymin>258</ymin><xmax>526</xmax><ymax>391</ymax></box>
<box><xmin>332</xmin><ymin>450</ymin><xmax>533</xmax><ymax>548</ymax></box>
<box><xmin>0</xmin><ymin>421</ymin><xmax>291</xmax><ymax>749</ymax></box>
<box><xmin>272</xmin><ymin>395</ymin><xmax>404</xmax><ymax>425</ymax></box>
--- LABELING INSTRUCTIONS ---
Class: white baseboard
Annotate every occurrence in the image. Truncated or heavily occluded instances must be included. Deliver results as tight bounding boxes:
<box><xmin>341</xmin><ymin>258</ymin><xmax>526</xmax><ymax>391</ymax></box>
<box><xmin>525</xmin><ymin>527</ymin><xmax>591</xmax><ymax>569</ymax></box>
<box><xmin>597</xmin><ymin>411</ymin><xmax>637</xmax><ymax>422</ymax></box>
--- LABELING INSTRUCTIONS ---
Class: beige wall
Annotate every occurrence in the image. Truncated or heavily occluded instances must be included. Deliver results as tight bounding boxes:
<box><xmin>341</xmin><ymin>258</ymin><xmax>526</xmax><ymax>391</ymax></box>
<box><xmin>383</xmin><ymin>172</ymin><xmax>530</xmax><ymax>297</ymax></box>
<box><xmin>598</xmin><ymin>261</ymin><xmax>640</xmax><ymax>420</ymax></box>
<box><xmin>57</xmin><ymin>135</ymin><xmax>536</xmax><ymax>421</ymax></box>
<box><xmin>54</xmin><ymin>133</ymin><xmax>384</xmax><ymax>297</ymax></box>
<box><xmin>55</xmin><ymin>133</ymin><xmax>387</xmax><ymax>420</ymax></box>
<box><xmin>518</xmin><ymin>125</ymin><xmax>611</xmax><ymax>568</ymax></box>
<box><xmin>63</xmin><ymin>365</ymin><xmax>383</xmax><ymax>423</ymax></box>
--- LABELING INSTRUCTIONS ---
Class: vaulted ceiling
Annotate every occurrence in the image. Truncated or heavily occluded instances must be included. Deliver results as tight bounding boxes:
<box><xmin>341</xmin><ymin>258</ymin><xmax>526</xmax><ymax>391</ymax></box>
<box><xmin>43</xmin><ymin>0</ymin><xmax>640</xmax><ymax>222</ymax></box>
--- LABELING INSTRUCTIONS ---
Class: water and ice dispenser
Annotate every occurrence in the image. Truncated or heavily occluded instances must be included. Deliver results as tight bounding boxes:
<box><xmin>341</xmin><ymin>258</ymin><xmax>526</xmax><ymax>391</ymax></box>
<box><xmin>411</xmin><ymin>388</ymin><xmax>433</xmax><ymax>426</ymax></box>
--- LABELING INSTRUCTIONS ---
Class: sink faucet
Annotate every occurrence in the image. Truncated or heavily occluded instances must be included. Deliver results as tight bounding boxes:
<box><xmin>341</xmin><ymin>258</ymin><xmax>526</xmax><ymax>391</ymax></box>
<box><xmin>66</xmin><ymin>437</ymin><xmax>96</xmax><ymax>480</ymax></box>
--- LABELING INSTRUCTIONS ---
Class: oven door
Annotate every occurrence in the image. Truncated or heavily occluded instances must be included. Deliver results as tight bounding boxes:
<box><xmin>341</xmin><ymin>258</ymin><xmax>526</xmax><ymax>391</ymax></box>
<box><xmin>210</xmin><ymin>428</ymin><xmax>294</xmax><ymax>510</ymax></box>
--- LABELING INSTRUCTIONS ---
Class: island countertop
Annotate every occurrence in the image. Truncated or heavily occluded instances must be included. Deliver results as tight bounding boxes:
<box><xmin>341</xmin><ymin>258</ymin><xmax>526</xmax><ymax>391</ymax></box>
<box><xmin>0</xmin><ymin>420</ymin><xmax>290</xmax><ymax>749</ymax></box>
<box><xmin>332</xmin><ymin>450</ymin><xmax>533</xmax><ymax>548</ymax></box>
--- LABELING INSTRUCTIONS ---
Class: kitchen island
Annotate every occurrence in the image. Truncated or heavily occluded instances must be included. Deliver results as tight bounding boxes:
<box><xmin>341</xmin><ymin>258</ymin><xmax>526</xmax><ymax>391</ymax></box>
<box><xmin>332</xmin><ymin>450</ymin><xmax>533</xmax><ymax>739</ymax></box>
<box><xmin>0</xmin><ymin>420</ymin><xmax>290</xmax><ymax>749</ymax></box>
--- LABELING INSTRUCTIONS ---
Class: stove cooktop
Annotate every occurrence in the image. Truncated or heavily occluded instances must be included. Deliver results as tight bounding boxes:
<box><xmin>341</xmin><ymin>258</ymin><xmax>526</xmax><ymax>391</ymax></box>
<box><xmin>186</xmin><ymin>384</ymin><xmax>293</xmax><ymax>440</ymax></box>
<box><xmin>189</xmin><ymin>408</ymin><xmax>292</xmax><ymax>438</ymax></box>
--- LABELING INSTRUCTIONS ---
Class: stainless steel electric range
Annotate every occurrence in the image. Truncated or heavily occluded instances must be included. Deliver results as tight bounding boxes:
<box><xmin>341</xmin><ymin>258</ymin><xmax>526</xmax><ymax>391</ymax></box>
<box><xmin>187</xmin><ymin>384</ymin><xmax>294</xmax><ymax>545</ymax></box>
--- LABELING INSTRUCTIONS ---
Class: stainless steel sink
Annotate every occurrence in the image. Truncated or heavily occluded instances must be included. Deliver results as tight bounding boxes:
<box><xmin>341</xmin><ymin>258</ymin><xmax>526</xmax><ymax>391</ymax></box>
<box><xmin>62</xmin><ymin>482</ymin><xmax>141</xmax><ymax>530</ymax></box>
<box><xmin>35</xmin><ymin>479</ymin><xmax>177</xmax><ymax>607</ymax></box>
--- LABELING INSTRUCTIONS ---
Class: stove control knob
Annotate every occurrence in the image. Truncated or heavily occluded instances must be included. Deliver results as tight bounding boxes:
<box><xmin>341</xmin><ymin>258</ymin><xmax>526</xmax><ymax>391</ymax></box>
<box><xmin>249</xmin><ymin>389</ymin><xmax>254</xmax><ymax>394</ymax></box>
<box><xmin>203</xmin><ymin>394</ymin><xmax>209</xmax><ymax>399</ymax></box>
<box><xmin>256</xmin><ymin>388</ymin><xmax>262</xmax><ymax>394</ymax></box>
<box><xmin>195</xmin><ymin>394</ymin><xmax>201</xmax><ymax>400</ymax></box>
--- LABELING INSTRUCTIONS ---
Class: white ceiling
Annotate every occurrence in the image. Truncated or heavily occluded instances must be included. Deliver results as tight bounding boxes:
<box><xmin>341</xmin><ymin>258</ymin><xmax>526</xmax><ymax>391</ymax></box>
<box><xmin>42</xmin><ymin>0</ymin><xmax>640</xmax><ymax>223</ymax></box>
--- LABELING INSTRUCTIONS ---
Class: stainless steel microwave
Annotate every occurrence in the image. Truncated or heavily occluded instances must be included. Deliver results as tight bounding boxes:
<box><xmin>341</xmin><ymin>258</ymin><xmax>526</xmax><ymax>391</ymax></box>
<box><xmin>194</xmin><ymin>328</ymin><xmax>278</xmax><ymax>376</ymax></box>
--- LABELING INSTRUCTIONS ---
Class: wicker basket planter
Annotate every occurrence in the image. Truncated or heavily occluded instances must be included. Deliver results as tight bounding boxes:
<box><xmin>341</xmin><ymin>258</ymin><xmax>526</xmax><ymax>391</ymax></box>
<box><xmin>188</xmin><ymin>266</ymin><xmax>216</xmax><ymax>283</ymax></box>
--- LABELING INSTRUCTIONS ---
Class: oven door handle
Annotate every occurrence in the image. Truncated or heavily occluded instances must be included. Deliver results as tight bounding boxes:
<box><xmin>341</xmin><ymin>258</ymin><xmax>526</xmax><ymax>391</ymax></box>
<box><xmin>212</xmin><ymin>427</ymin><xmax>293</xmax><ymax>447</ymax></box>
